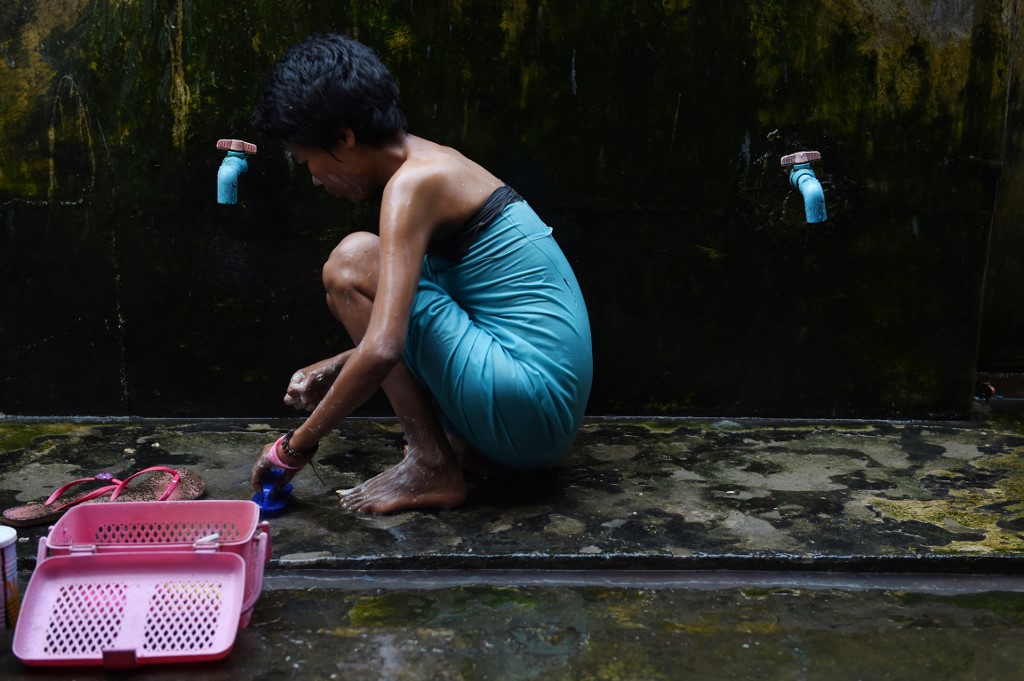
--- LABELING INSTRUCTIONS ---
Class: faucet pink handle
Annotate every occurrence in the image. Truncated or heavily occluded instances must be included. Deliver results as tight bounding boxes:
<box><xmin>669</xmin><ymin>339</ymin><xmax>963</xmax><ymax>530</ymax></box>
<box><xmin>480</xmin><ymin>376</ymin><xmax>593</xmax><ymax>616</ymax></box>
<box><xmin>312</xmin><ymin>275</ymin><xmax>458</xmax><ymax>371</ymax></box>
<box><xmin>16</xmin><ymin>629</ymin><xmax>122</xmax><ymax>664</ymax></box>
<box><xmin>217</xmin><ymin>139</ymin><xmax>258</xmax><ymax>154</ymax></box>
<box><xmin>780</xmin><ymin>150</ymin><xmax>821</xmax><ymax>167</ymax></box>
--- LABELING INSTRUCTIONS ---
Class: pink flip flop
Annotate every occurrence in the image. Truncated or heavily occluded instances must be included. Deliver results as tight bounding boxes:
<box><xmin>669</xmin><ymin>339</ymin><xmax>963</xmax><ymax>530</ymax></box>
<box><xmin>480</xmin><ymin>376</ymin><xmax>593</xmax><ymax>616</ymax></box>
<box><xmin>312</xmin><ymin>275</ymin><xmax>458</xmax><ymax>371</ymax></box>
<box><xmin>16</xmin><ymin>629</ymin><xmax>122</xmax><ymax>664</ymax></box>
<box><xmin>2</xmin><ymin>466</ymin><xmax>205</xmax><ymax>528</ymax></box>
<box><xmin>109</xmin><ymin>465</ymin><xmax>205</xmax><ymax>503</ymax></box>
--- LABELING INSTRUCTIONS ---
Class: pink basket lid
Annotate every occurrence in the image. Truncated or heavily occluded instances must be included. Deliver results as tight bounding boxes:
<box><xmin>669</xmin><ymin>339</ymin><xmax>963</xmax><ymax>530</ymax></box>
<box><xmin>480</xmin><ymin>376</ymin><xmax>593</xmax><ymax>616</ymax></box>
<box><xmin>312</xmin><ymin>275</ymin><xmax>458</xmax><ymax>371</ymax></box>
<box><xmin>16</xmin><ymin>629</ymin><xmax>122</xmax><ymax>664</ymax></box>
<box><xmin>14</xmin><ymin>551</ymin><xmax>245</xmax><ymax>668</ymax></box>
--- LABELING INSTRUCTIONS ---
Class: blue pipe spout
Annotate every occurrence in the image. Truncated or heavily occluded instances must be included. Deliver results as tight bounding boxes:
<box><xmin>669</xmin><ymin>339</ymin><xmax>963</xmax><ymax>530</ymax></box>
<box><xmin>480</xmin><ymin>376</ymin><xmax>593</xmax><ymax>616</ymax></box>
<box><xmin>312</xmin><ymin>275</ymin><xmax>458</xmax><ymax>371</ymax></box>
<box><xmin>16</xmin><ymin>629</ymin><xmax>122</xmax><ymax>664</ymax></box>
<box><xmin>216</xmin><ymin>139</ymin><xmax>257</xmax><ymax>205</ymax></box>
<box><xmin>780</xmin><ymin>150</ymin><xmax>827</xmax><ymax>223</ymax></box>
<box><xmin>217</xmin><ymin>152</ymin><xmax>248</xmax><ymax>205</ymax></box>
<box><xmin>790</xmin><ymin>164</ymin><xmax>827</xmax><ymax>223</ymax></box>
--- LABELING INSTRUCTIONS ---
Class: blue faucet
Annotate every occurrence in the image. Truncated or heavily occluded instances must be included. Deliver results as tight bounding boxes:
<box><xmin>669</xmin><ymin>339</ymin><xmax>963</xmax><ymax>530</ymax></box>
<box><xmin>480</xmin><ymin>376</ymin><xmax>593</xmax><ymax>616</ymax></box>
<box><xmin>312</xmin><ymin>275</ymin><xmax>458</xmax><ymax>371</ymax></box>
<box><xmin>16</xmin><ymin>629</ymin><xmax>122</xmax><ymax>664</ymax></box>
<box><xmin>780</xmin><ymin>151</ymin><xmax>827</xmax><ymax>223</ymax></box>
<box><xmin>216</xmin><ymin>138</ymin><xmax>257</xmax><ymax>204</ymax></box>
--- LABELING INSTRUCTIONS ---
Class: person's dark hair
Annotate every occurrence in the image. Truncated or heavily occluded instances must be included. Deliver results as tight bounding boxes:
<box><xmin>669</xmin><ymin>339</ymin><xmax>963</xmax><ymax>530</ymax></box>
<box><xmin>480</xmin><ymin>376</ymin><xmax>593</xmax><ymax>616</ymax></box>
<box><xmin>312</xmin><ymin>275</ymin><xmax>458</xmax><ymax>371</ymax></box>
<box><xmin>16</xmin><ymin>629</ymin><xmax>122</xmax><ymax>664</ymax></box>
<box><xmin>252</xmin><ymin>33</ymin><xmax>407</xmax><ymax>148</ymax></box>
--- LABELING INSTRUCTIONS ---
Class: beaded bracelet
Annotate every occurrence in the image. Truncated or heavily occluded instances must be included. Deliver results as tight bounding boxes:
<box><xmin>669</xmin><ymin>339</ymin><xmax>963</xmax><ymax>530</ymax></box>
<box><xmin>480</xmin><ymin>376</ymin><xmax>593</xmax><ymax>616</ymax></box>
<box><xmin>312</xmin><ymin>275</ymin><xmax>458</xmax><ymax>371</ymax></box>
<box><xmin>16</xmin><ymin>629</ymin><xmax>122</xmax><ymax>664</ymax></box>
<box><xmin>266</xmin><ymin>435</ymin><xmax>306</xmax><ymax>471</ymax></box>
<box><xmin>282</xmin><ymin>429</ymin><xmax>319</xmax><ymax>460</ymax></box>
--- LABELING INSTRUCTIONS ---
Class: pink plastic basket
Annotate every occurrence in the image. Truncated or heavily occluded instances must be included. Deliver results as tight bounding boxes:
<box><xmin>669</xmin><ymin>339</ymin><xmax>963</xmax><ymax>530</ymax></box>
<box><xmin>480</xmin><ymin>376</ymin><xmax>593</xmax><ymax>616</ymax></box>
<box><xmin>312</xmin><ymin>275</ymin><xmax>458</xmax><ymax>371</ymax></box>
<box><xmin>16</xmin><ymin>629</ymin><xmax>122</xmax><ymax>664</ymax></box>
<box><xmin>13</xmin><ymin>551</ymin><xmax>245</xmax><ymax>668</ymax></box>
<box><xmin>38</xmin><ymin>500</ymin><xmax>269</xmax><ymax>628</ymax></box>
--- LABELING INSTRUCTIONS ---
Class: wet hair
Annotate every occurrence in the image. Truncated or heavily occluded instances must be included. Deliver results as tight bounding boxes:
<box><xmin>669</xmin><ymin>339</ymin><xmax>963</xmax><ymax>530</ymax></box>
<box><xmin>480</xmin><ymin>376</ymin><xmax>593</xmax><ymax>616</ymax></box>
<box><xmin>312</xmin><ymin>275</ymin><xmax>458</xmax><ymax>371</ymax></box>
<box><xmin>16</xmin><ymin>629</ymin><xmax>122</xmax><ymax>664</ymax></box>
<box><xmin>252</xmin><ymin>33</ymin><xmax>407</xmax><ymax>148</ymax></box>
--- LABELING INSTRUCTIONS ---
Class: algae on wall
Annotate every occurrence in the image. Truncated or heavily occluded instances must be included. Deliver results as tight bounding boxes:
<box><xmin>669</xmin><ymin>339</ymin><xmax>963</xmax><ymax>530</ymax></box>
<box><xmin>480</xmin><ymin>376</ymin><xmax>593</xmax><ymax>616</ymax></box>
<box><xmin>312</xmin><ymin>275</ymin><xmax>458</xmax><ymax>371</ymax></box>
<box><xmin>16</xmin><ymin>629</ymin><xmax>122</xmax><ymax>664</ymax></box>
<box><xmin>0</xmin><ymin>0</ymin><xmax>1015</xmax><ymax>418</ymax></box>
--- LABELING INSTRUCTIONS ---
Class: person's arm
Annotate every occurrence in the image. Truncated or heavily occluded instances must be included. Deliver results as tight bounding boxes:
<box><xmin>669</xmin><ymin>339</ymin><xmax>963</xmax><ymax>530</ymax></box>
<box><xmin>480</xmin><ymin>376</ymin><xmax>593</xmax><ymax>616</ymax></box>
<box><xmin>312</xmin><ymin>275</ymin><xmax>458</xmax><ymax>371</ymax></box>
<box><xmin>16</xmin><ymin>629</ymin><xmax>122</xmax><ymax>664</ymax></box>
<box><xmin>283</xmin><ymin>349</ymin><xmax>355</xmax><ymax>412</ymax></box>
<box><xmin>287</xmin><ymin>172</ymin><xmax>441</xmax><ymax>451</ymax></box>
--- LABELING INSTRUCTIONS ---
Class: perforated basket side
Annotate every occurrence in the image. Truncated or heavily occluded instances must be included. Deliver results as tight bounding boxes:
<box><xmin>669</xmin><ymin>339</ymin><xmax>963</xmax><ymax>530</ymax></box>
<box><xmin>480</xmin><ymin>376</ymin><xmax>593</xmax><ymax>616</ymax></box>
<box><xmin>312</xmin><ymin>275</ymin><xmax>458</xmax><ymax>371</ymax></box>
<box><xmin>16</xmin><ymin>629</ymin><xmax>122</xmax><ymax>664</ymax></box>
<box><xmin>40</xmin><ymin>581</ymin><xmax>129</xmax><ymax>658</ymax></box>
<box><xmin>33</xmin><ymin>580</ymin><xmax>235</xmax><ymax>661</ymax></box>
<box><xmin>238</xmin><ymin>525</ymin><xmax>271</xmax><ymax>629</ymax></box>
<box><xmin>46</xmin><ymin>501</ymin><xmax>260</xmax><ymax>551</ymax></box>
<box><xmin>142</xmin><ymin>578</ymin><xmax>233</xmax><ymax>656</ymax></box>
<box><xmin>92</xmin><ymin>519</ymin><xmax>246</xmax><ymax>545</ymax></box>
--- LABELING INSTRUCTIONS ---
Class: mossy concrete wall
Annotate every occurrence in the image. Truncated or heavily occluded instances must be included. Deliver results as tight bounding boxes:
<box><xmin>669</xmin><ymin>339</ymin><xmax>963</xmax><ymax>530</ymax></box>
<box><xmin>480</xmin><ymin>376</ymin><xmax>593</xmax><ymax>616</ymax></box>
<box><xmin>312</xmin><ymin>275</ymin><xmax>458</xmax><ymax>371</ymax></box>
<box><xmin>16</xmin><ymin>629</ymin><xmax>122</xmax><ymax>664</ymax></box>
<box><xmin>0</xmin><ymin>1</ymin><xmax>1017</xmax><ymax>418</ymax></box>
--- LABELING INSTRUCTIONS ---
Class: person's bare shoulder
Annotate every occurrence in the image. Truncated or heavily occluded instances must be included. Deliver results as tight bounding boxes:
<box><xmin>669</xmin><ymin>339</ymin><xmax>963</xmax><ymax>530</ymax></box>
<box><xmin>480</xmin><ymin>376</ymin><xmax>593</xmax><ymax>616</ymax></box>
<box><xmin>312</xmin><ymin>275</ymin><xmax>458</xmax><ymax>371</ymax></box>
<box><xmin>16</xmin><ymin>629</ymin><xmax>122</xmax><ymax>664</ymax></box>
<box><xmin>386</xmin><ymin>144</ymin><xmax>500</xmax><ymax>232</ymax></box>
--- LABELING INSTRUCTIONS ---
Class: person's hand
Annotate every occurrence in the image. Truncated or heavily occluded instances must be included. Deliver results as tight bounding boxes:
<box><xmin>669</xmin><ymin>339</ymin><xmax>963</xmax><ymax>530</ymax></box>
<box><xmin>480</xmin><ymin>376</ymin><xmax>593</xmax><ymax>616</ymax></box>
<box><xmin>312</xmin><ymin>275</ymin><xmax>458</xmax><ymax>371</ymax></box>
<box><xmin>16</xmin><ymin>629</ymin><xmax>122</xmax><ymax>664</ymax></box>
<box><xmin>250</xmin><ymin>438</ymin><xmax>302</xmax><ymax>493</ymax></box>
<box><xmin>284</xmin><ymin>354</ymin><xmax>346</xmax><ymax>411</ymax></box>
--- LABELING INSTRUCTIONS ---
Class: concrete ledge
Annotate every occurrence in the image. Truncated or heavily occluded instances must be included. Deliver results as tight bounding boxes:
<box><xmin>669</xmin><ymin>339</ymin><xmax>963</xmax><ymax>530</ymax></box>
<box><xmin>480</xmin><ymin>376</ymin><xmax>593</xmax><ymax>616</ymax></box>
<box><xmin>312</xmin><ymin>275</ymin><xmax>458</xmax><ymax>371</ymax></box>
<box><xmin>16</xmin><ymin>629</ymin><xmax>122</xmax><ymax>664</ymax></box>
<box><xmin>2</xmin><ymin>416</ymin><xmax>1024</xmax><ymax>572</ymax></box>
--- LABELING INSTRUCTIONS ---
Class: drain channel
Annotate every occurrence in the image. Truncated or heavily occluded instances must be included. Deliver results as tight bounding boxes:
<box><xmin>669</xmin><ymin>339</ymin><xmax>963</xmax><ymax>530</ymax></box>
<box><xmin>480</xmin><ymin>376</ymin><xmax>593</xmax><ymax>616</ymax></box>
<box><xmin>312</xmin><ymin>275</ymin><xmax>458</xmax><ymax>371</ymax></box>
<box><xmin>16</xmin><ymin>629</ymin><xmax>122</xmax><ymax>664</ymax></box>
<box><xmin>264</xmin><ymin>569</ymin><xmax>1024</xmax><ymax>594</ymax></box>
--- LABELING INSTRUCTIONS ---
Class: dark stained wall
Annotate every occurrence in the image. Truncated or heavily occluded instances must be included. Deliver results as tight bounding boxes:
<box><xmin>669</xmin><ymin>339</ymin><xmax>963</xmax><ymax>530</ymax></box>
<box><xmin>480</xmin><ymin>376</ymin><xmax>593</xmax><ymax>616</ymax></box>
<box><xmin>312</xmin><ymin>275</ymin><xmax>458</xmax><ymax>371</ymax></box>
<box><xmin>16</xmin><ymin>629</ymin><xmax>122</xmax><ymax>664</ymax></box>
<box><xmin>0</xmin><ymin>0</ymin><xmax>1016</xmax><ymax>418</ymax></box>
<box><xmin>979</xmin><ymin>0</ymin><xmax>1023</xmax><ymax>372</ymax></box>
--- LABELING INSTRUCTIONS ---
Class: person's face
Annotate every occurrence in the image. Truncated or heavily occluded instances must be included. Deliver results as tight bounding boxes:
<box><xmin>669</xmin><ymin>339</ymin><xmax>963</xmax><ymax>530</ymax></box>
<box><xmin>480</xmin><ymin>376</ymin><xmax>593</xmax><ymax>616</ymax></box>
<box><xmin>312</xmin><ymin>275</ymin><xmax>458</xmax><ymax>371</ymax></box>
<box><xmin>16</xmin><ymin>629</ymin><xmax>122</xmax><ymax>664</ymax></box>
<box><xmin>287</xmin><ymin>141</ymin><xmax>367</xmax><ymax>202</ymax></box>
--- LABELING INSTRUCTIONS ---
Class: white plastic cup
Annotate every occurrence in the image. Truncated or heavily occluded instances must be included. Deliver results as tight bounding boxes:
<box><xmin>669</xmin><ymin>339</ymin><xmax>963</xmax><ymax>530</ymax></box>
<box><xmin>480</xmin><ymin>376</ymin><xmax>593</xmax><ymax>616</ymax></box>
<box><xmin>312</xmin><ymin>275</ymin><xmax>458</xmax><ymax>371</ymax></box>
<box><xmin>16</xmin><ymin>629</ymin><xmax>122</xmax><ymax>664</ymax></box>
<box><xmin>0</xmin><ymin>526</ymin><xmax>19</xmax><ymax>629</ymax></box>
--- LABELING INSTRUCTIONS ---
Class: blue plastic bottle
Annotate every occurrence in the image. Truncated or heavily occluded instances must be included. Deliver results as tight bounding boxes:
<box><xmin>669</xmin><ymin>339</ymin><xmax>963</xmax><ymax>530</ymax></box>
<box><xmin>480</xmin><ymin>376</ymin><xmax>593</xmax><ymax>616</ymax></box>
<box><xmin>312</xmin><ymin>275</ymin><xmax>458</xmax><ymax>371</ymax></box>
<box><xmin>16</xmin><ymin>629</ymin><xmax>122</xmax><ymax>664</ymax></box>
<box><xmin>252</xmin><ymin>468</ymin><xmax>292</xmax><ymax>516</ymax></box>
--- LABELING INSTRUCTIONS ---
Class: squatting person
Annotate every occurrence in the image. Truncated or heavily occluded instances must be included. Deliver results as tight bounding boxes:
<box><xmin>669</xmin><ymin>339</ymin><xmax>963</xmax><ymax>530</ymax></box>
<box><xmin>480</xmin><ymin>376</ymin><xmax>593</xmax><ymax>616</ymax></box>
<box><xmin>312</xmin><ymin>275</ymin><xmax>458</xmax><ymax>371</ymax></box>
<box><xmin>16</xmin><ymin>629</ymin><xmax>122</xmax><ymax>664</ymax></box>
<box><xmin>249</xmin><ymin>33</ymin><xmax>592</xmax><ymax>513</ymax></box>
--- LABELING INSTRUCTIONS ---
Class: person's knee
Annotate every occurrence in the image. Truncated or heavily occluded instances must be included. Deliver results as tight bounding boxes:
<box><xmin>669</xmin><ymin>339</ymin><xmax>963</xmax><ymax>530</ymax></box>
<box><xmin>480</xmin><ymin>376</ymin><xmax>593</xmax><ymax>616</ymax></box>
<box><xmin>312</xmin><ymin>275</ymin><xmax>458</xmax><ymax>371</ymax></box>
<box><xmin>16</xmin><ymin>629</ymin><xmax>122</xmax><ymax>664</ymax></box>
<box><xmin>323</xmin><ymin>231</ymin><xmax>379</xmax><ymax>295</ymax></box>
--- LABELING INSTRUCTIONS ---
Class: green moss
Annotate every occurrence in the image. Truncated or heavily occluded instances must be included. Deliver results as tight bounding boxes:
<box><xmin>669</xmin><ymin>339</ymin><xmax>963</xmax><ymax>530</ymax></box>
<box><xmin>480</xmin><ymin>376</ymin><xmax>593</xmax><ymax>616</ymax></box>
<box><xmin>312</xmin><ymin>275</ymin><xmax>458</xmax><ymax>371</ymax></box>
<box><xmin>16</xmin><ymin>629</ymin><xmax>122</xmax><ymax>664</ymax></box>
<box><xmin>949</xmin><ymin>593</ymin><xmax>1024</xmax><ymax>624</ymax></box>
<box><xmin>860</xmin><ymin>433</ymin><xmax>1024</xmax><ymax>550</ymax></box>
<box><xmin>348</xmin><ymin>587</ymin><xmax>542</xmax><ymax>628</ymax></box>
<box><xmin>586</xmin><ymin>656</ymin><xmax>672</xmax><ymax>681</ymax></box>
<box><xmin>895</xmin><ymin>591</ymin><xmax>1024</xmax><ymax>625</ymax></box>
<box><xmin>385</xmin><ymin>25</ymin><xmax>415</xmax><ymax>57</ymax></box>
<box><xmin>0</xmin><ymin>423</ymin><xmax>97</xmax><ymax>452</ymax></box>
<box><xmin>867</xmin><ymin>483</ymin><xmax>1024</xmax><ymax>554</ymax></box>
<box><xmin>473</xmin><ymin>586</ymin><xmax>539</xmax><ymax>609</ymax></box>
<box><xmin>168</xmin><ymin>0</ymin><xmax>191</xmax><ymax>150</ymax></box>
<box><xmin>661</xmin><ymin>610</ymin><xmax>782</xmax><ymax>635</ymax></box>
<box><xmin>499</xmin><ymin>0</ymin><xmax>531</xmax><ymax>58</ymax></box>
<box><xmin>689</xmin><ymin>245</ymin><xmax>725</xmax><ymax>261</ymax></box>
<box><xmin>347</xmin><ymin>594</ymin><xmax>414</xmax><ymax>627</ymax></box>
<box><xmin>605</xmin><ymin>604</ymin><xmax>650</xmax><ymax>630</ymax></box>
<box><xmin>741</xmin><ymin>587</ymin><xmax>801</xmax><ymax>599</ymax></box>
<box><xmin>975</xmin><ymin>451</ymin><xmax>1024</xmax><ymax>515</ymax></box>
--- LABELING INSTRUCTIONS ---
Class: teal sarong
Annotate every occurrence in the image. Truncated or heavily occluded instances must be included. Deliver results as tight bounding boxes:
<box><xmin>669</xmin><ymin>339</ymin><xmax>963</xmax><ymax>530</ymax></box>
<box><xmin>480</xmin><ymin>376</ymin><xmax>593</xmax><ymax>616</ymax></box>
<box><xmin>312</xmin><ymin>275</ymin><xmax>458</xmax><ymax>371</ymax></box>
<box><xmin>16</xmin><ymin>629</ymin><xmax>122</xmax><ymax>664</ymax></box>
<box><xmin>404</xmin><ymin>200</ymin><xmax>592</xmax><ymax>470</ymax></box>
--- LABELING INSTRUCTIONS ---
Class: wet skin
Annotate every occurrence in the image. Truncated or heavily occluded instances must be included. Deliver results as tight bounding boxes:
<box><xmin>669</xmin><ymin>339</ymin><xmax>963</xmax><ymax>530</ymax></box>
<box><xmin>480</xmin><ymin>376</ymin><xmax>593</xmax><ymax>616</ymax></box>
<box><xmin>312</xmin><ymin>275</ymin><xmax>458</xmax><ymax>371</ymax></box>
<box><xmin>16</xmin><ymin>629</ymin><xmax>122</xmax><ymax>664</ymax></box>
<box><xmin>251</xmin><ymin>130</ymin><xmax>504</xmax><ymax>513</ymax></box>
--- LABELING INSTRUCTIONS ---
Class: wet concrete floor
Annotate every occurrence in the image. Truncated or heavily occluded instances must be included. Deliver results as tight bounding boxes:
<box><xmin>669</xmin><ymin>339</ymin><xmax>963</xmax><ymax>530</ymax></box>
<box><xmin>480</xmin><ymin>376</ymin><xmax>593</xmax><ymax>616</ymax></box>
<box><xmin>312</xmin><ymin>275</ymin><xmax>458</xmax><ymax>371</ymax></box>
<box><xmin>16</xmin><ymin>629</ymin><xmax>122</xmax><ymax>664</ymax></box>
<box><xmin>1</xmin><ymin>412</ymin><xmax>1023</xmax><ymax>678</ymax></box>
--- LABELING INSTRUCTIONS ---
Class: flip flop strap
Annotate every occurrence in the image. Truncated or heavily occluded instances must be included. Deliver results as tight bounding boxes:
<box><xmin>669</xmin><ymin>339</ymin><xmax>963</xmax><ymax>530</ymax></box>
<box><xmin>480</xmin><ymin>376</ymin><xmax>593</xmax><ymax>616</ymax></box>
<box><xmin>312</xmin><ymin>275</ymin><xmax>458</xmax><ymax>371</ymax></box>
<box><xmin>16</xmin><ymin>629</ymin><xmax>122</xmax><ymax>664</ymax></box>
<box><xmin>43</xmin><ymin>473</ymin><xmax>121</xmax><ymax>508</ymax></box>
<box><xmin>110</xmin><ymin>465</ymin><xmax>182</xmax><ymax>501</ymax></box>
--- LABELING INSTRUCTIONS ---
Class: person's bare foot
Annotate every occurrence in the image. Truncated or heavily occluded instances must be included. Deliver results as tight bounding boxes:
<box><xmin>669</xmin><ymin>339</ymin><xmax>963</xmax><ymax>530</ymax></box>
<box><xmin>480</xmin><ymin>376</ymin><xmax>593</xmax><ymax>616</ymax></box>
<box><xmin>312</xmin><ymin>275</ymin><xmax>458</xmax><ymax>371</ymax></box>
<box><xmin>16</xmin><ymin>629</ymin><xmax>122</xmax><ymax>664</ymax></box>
<box><xmin>338</xmin><ymin>447</ymin><xmax>467</xmax><ymax>514</ymax></box>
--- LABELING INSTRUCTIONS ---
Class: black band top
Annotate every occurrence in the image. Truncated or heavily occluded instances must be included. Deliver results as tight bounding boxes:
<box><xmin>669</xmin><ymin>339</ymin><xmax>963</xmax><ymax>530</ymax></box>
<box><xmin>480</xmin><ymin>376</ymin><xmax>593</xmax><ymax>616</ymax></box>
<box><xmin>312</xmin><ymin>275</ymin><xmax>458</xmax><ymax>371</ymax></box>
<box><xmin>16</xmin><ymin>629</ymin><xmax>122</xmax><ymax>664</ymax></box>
<box><xmin>427</xmin><ymin>185</ymin><xmax>524</xmax><ymax>263</ymax></box>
